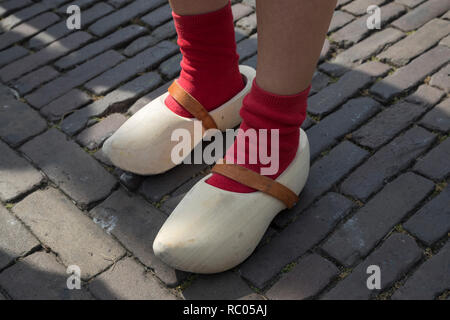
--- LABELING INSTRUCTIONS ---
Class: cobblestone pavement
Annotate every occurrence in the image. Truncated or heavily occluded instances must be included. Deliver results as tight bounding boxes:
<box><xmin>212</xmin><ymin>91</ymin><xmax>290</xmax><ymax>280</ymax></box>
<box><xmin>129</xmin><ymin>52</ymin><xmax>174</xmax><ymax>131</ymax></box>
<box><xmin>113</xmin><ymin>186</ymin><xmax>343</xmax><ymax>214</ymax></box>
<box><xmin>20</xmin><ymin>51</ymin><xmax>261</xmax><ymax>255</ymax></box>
<box><xmin>0</xmin><ymin>0</ymin><xmax>449</xmax><ymax>300</ymax></box>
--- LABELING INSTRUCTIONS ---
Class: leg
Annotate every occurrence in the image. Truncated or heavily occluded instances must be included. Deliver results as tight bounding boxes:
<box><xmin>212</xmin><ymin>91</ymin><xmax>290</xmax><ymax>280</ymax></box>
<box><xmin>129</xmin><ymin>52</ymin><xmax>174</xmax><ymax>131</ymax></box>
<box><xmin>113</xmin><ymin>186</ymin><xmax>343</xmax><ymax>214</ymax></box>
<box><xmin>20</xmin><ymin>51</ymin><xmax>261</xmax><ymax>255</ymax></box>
<box><xmin>207</xmin><ymin>0</ymin><xmax>336</xmax><ymax>192</ymax></box>
<box><xmin>169</xmin><ymin>0</ymin><xmax>228</xmax><ymax>15</ymax></box>
<box><xmin>165</xmin><ymin>0</ymin><xmax>244</xmax><ymax>117</ymax></box>
<box><xmin>256</xmin><ymin>0</ymin><xmax>337</xmax><ymax>95</ymax></box>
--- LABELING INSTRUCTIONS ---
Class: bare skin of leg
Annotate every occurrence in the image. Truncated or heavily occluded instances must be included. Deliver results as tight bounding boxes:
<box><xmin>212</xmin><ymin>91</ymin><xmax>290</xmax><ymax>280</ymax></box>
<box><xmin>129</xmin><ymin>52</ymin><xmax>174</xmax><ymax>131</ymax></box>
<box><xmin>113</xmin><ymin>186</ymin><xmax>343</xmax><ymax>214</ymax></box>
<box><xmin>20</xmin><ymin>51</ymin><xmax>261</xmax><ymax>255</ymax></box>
<box><xmin>168</xmin><ymin>0</ymin><xmax>228</xmax><ymax>15</ymax></box>
<box><xmin>256</xmin><ymin>0</ymin><xmax>337</xmax><ymax>95</ymax></box>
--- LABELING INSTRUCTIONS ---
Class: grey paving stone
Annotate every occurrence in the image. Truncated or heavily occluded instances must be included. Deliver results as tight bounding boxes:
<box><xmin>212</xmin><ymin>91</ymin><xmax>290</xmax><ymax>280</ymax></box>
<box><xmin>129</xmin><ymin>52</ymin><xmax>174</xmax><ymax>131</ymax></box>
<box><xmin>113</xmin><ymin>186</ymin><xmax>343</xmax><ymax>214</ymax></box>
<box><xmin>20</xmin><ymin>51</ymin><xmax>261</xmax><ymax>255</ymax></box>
<box><xmin>430</xmin><ymin>64</ymin><xmax>450</xmax><ymax>93</ymax></box>
<box><xmin>140</xmin><ymin>161</ymin><xmax>209</xmax><ymax>203</ymax></box>
<box><xmin>392</xmin><ymin>242</ymin><xmax>450</xmax><ymax>300</ymax></box>
<box><xmin>307</xmin><ymin>97</ymin><xmax>381</xmax><ymax>159</ymax></box>
<box><xmin>89</xmin><ymin>257</ymin><xmax>177</xmax><ymax>300</ymax></box>
<box><xmin>323</xmin><ymin>172</ymin><xmax>434</xmax><ymax>266</ymax></box>
<box><xmin>405</xmin><ymin>84</ymin><xmax>446</xmax><ymax>108</ymax></box>
<box><xmin>160</xmin><ymin>174</ymin><xmax>207</xmax><ymax>215</ymax></box>
<box><xmin>159</xmin><ymin>53</ymin><xmax>182</xmax><ymax>79</ymax></box>
<box><xmin>266</xmin><ymin>254</ymin><xmax>339</xmax><ymax>300</ymax></box>
<box><xmin>274</xmin><ymin>141</ymin><xmax>368</xmax><ymax>228</ymax></box>
<box><xmin>0</xmin><ymin>0</ymin><xmax>32</xmax><ymax>18</ymax></box>
<box><xmin>310</xmin><ymin>61</ymin><xmax>390</xmax><ymax>115</ymax></box>
<box><xmin>343</xmin><ymin>0</ymin><xmax>388</xmax><ymax>16</ymax></box>
<box><xmin>331</xmin><ymin>3</ymin><xmax>406</xmax><ymax>47</ymax></box>
<box><xmin>84</xmin><ymin>41</ymin><xmax>176</xmax><ymax>95</ymax></box>
<box><xmin>395</xmin><ymin>0</ymin><xmax>425</xmax><ymax>8</ymax></box>
<box><xmin>19</xmin><ymin>129</ymin><xmax>117</xmax><ymax>208</ymax></box>
<box><xmin>440</xmin><ymin>35</ymin><xmax>450</xmax><ymax>47</ymax></box>
<box><xmin>141</xmin><ymin>3</ymin><xmax>172</xmax><ymax>28</ymax></box>
<box><xmin>352</xmin><ymin>101</ymin><xmax>426</xmax><ymax>149</ymax></box>
<box><xmin>128</xmin><ymin>82</ymin><xmax>171</xmax><ymax>115</ymax></box>
<box><xmin>89</xmin><ymin>188</ymin><xmax>188</xmax><ymax>286</ymax></box>
<box><xmin>119</xmin><ymin>172</ymin><xmax>144</xmax><ymax>191</ymax></box>
<box><xmin>28</xmin><ymin>2</ymin><xmax>114</xmax><ymax>50</ymax></box>
<box><xmin>0</xmin><ymin>46</ymin><xmax>28</xmax><ymax>68</ymax></box>
<box><xmin>0</xmin><ymin>12</ymin><xmax>60</xmax><ymax>51</ymax></box>
<box><xmin>337</xmin><ymin>0</ymin><xmax>353</xmax><ymax>6</ymax></box>
<box><xmin>0</xmin><ymin>84</ymin><xmax>16</xmax><ymax>100</ymax></box>
<box><xmin>241</xmin><ymin>193</ymin><xmax>353</xmax><ymax>289</ymax></box>
<box><xmin>25</xmin><ymin>50</ymin><xmax>125</xmax><ymax>109</ymax></box>
<box><xmin>11</xmin><ymin>66</ymin><xmax>60</xmax><ymax>95</ymax></box>
<box><xmin>322</xmin><ymin>28</ymin><xmax>404</xmax><ymax>76</ymax></box>
<box><xmin>76</xmin><ymin>114</ymin><xmax>127</xmax><ymax>150</ymax></box>
<box><xmin>1</xmin><ymin>31</ymin><xmax>92</xmax><ymax>83</ymax></box>
<box><xmin>378</xmin><ymin>19</ymin><xmax>450</xmax><ymax>67</ymax></box>
<box><xmin>55</xmin><ymin>25</ymin><xmax>146</xmax><ymax>70</ymax></box>
<box><xmin>413</xmin><ymin>137</ymin><xmax>450</xmax><ymax>181</ymax></box>
<box><xmin>40</xmin><ymin>89</ymin><xmax>91</xmax><ymax>121</ymax></box>
<box><xmin>391</xmin><ymin>0</ymin><xmax>450</xmax><ymax>32</ymax></box>
<box><xmin>341</xmin><ymin>127</ymin><xmax>436</xmax><ymax>201</ymax></box>
<box><xmin>57</xmin><ymin>0</ymin><xmax>98</xmax><ymax>13</ymax></box>
<box><xmin>183</xmin><ymin>272</ymin><xmax>255</xmax><ymax>300</ymax></box>
<box><xmin>0</xmin><ymin>140</ymin><xmax>43</xmax><ymax>202</ymax></box>
<box><xmin>310</xmin><ymin>71</ymin><xmax>330</xmax><ymax>96</ymax></box>
<box><xmin>231</xmin><ymin>3</ymin><xmax>253</xmax><ymax>22</ymax></box>
<box><xmin>371</xmin><ymin>46</ymin><xmax>450</xmax><ymax>102</ymax></box>
<box><xmin>242</xmin><ymin>54</ymin><xmax>257</xmax><ymax>70</ymax></box>
<box><xmin>0</xmin><ymin>1</ymin><xmax>60</xmax><ymax>31</ymax></box>
<box><xmin>0</xmin><ymin>205</ymin><xmax>39</xmax><ymax>269</ymax></box>
<box><xmin>235</xmin><ymin>27</ymin><xmax>247</xmax><ymax>43</ymax></box>
<box><xmin>328</xmin><ymin>10</ymin><xmax>355</xmax><ymax>33</ymax></box>
<box><xmin>13</xmin><ymin>188</ymin><xmax>125</xmax><ymax>280</ymax></box>
<box><xmin>419</xmin><ymin>97</ymin><xmax>450</xmax><ymax>132</ymax></box>
<box><xmin>88</xmin><ymin>0</ymin><xmax>165</xmax><ymax>36</ymax></box>
<box><xmin>123</xmin><ymin>20</ymin><xmax>176</xmax><ymax>57</ymax></box>
<box><xmin>108</xmin><ymin>0</ymin><xmax>132</xmax><ymax>8</ymax></box>
<box><xmin>0</xmin><ymin>251</ymin><xmax>92</xmax><ymax>300</ymax></box>
<box><xmin>0</xmin><ymin>99</ymin><xmax>47</xmax><ymax>147</ymax></box>
<box><xmin>322</xmin><ymin>233</ymin><xmax>422</xmax><ymax>300</ymax></box>
<box><xmin>404</xmin><ymin>186</ymin><xmax>450</xmax><ymax>245</ymax></box>
<box><xmin>62</xmin><ymin>72</ymin><xmax>161</xmax><ymax>135</ymax></box>
<box><xmin>235</xmin><ymin>13</ymin><xmax>257</xmax><ymax>36</ymax></box>
<box><xmin>237</xmin><ymin>34</ymin><xmax>258</xmax><ymax>62</ymax></box>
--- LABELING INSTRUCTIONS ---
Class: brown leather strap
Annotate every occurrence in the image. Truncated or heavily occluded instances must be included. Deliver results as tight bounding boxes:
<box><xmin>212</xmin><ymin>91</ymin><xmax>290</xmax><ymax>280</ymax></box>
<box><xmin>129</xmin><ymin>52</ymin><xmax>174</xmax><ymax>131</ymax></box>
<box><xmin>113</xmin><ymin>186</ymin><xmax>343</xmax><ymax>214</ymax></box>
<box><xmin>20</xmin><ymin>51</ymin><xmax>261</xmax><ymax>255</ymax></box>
<box><xmin>211</xmin><ymin>163</ymin><xmax>299</xmax><ymax>209</ymax></box>
<box><xmin>168</xmin><ymin>80</ymin><xmax>218</xmax><ymax>130</ymax></box>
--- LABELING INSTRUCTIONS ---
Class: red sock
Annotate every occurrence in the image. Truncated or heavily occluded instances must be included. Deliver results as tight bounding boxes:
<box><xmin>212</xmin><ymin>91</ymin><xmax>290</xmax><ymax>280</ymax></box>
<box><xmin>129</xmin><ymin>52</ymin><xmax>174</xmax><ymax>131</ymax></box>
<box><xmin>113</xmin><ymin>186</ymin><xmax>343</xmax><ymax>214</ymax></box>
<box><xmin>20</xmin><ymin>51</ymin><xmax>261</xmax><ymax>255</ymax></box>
<box><xmin>206</xmin><ymin>80</ymin><xmax>310</xmax><ymax>193</ymax></box>
<box><xmin>166</xmin><ymin>1</ymin><xmax>244</xmax><ymax>117</ymax></box>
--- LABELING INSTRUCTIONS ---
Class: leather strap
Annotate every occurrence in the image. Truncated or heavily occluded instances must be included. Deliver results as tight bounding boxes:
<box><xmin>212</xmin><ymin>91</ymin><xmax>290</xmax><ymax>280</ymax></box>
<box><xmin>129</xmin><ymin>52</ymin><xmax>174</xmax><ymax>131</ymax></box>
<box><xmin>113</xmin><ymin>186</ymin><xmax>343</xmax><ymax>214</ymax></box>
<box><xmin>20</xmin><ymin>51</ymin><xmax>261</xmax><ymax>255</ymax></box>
<box><xmin>168</xmin><ymin>80</ymin><xmax>218</xmax><ymax>131</ymax></box>
<box><xmin>211</xmin><ymin>163</ymin><xmax>299</xmax><ymax>209</ymax></box>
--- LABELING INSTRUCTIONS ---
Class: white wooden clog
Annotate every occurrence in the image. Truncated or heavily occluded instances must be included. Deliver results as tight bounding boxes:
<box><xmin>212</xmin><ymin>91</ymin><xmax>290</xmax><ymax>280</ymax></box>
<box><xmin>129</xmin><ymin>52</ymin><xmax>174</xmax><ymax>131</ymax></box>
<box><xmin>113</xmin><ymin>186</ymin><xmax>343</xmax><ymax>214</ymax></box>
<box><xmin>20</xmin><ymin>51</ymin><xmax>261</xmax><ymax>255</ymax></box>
<box><xmin>102</xmin><ymin>65</ymin><xmax>256</xmax><ymax>175</ymax></box>
<box><xmin>153</xmin><ymin>128</ymin><xmax>310</xmax><ymax>274</ymax></box>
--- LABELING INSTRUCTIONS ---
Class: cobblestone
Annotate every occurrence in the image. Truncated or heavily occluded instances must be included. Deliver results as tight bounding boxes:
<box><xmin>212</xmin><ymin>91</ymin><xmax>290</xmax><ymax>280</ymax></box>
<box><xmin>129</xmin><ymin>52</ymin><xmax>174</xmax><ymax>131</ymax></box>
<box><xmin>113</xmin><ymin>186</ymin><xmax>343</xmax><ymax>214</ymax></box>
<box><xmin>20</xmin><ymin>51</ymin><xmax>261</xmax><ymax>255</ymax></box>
<box><xmin>0</xmin><ymin>251</ymin><xmax>93</xmax><ymax>300</ymax></box>
<box><xmin>0</xmin><ymin>140</ymin><xmax>43</xmax><ymax>202</ymax></box>
<box><xmin>392</xmin><ymin>242</ymin><xmax>449</xmax><ymax>300</ymax></box>
<box><xmin>371</xmin><ymin>45</ymin><xmax>450</xmax><ymax>102</ymax></box>
<box><xmin>0</xmin><ymin>205</ymin><xmax>39</xmax><ymax>269</ymax></box>
<box><xmin>13</xmin><ymin>188</ymin><xmax>125</xmax><ymax>280</ymax></box>
<box><xmin>378</xmin><ymin>19</ymin><xmax>450</xmax><ymax>67</ymax></box>
<box><xmin>404</xmin><ymin>185</ymin><xmax>450</xmax><ymax>245</ymax></box>
<box><xmin>341</xmin><ymin>127</ymin><xmax>436</xmax><ymax>201</ymax></box>
<box><xmin>323</xmin><ymin>172</ymin><xmax>434</xmax><ymax>266</ymax></box>
<box><xmin>0</xmin><ymin>0</ymin><xmax>446</xmax><ymax>300</ymax></box>
<box><xmin>322</xmin><ymin>233</ymin><xmax>422</xmax><ymax>299</ymax></box>
<box><xmin>419</xmin><ymin>97</ymin><xmax>450</xmax><ymax>132</ymax></box>
<box><xmin>90</xmin><ymin>189</ymin><xmax>188</xmax><ymax>286</ymax></box>
<box><xmin>20</xmin><ymin>129</ymin><xmax>117</xmax><ymax>208</ymax></box>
